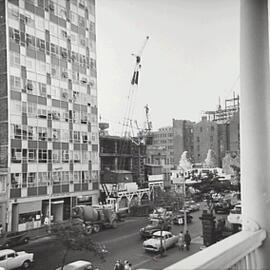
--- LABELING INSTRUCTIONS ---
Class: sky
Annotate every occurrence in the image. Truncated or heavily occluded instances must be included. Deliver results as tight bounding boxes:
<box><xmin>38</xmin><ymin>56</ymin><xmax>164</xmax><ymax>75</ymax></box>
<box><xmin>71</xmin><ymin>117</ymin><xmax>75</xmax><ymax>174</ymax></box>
<box><xmin>95</xmin><ymin>0</ymin><xmax>240</xmax><ymax>136</ymax></box>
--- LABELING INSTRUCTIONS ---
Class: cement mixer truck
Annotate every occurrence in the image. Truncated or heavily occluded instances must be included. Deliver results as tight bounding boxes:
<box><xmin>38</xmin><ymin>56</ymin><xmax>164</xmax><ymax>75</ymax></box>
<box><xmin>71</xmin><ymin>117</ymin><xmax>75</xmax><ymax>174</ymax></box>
<box><xmin>72</xmin><ymin>205</ymin><xmax>118</xmax><ymax>234</ymax></box>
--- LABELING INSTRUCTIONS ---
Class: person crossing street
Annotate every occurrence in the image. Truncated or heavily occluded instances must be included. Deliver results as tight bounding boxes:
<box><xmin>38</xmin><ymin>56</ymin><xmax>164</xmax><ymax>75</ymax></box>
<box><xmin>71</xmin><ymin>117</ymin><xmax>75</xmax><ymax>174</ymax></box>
<box><xmin>184</xmin><ymin>230</ymin><xmax>191</xmax><ymax>251</ymax></box>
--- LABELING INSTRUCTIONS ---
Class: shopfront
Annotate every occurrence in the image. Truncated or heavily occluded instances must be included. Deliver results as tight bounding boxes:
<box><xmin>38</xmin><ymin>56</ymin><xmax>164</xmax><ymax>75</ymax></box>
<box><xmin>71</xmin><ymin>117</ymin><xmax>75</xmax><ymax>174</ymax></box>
<box><xmin>12</xmin><ymin>201</ymin><xmax>42</xmax><ymax>232</ymax></box>
<box><xmin>76</xmin><ymin>195</ymin><xmax>92</xmax><ymax>205</ymax></box>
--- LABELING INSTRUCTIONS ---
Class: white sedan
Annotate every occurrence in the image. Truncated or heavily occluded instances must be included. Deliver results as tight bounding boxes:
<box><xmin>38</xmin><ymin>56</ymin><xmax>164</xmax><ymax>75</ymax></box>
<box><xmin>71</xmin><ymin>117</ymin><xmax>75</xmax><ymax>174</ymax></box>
<box><xmin>0</xmin><ymin>249</ymin><xmax>34</xmax><ymax>269</ymax></box>
<box><xmin>143</xmin><ymin>231</ymin><xmax>178</xmax><ymax>252</ymax></box>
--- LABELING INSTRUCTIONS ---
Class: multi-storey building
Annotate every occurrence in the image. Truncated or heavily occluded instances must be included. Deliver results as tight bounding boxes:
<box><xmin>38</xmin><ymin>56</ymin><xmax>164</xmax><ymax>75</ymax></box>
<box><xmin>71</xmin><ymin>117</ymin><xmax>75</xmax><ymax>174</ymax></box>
<box><xmin>0</xmin><ymin>0</ymin><xmax>99</xmax><ymax>232</ymax></box>
<box><xmin>146</xmin><ymin>119</ymin><xmax>194</xmax><ymax>169</ymax></box>
<box><xmin>193</xmin><ymin>116</ymin><xmax>219</xmax><ymax>165</ymax></box>
<box><xmin>99</xmin><ymin>133</ymin><xmax>146</xmax><ymax>187</ymax></box>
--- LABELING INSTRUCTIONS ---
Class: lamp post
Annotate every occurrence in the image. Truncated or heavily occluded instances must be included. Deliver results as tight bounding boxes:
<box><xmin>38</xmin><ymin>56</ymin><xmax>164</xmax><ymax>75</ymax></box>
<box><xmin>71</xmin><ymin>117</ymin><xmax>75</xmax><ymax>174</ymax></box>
<box><xmin>183</xmin><ymin>178</ymin><xmax>187</xmax><ymax>234</ymax></box>
<box><xmin>47</xmin><ymin>167</ymin><xmax>62</xmax><ymax>234</ymax></box>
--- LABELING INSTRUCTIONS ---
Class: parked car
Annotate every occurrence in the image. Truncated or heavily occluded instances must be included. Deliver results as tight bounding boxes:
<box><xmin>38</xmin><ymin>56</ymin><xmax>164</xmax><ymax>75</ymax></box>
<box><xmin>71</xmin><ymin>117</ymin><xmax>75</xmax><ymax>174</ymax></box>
<box><xmin>56</xmin><ymin>260</ymin><xmax>93</xmax><ymax>270</ymax></box>
<box><xmin>139</xmin><ymin>218</ymin><xmax>171</xmax><ymax>239</ymax></box>
<box><xmin>227</xmin><ymin>204</ymin><xmax>242</xmax><ymax>224</ymax></box>
<box><xmin>0</xmin><ymin>249</ymin><xmax>34</xmax><ymax>269</ymax></box>
<box><xmin>172</xmin><ymin>211</ymin><xmax>193</xmax><ymax>225</ymax></box>
<box><xmin>186</xmin><ymin>201</ymin><xmax>200</xmax><ymax>212</ymax></box>
<box><xmin>0</xmin><ymin>231</ymin><xmax>30</xmax><ymax>249</ymax></box>
<box><xmin>143</xmin><ymin>231</ymin><xmax>178</xmax><ymax>253</ymax></box>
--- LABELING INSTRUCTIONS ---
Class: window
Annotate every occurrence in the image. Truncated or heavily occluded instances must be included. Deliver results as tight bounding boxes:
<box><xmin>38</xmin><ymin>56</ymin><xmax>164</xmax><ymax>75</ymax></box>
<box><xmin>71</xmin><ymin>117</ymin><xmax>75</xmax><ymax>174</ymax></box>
<box><xmin>11</xmin><ymin>124</ymin><xmax>21</xmax><ymax>139</ymax></box>
<box><xmin>52</xmin><ymin>110</ymin><xmax>60</xmax><ymax>121</ymax></box>
<box><xmin>28</xmin><ymin>102</ymin><xmax>37</xmax><ymax>117</ymax></box>
<box><xmin>9</xmin><ymin>27</ymin><xmax>20</xmax><ymax>44</ymax></box>
<box><xmin>82</xmin><ymin>151</ymin><xmax>89</xmax><ymax>163</ymax></box>
<box><xmin>11</xmin><ymin>148</ymin><xmax>22</xmax><ymax>163</ymax></box>
<box><xmin>38</xmin><ymin>127</ymin><xmax>47</xmax><ymax>141</ymax></box>
<box><xmin>28</xmin><ymin>126</ymin><xmax>37</xmax><ymax>141</ymax></box>
<box><xmin>37</xmin><ymin>105</ymin><xmax>47</xmax><ymax>119</ymax></box>
<box><xmin>26</xmin><ymin>33</ymin><xmax>35</xmax><ymax>48</ymax></box>
<box><xmin>28</xmin><ymin>172</ymin><xmax>37</xmax><ymax>187</ymax></box>
<box><xmin>50</xmin><ymin>43</ymin><xmax>58</xmax><ymax>55</ymax></box>
<box><xmin>62</xmin><ymin>171</ymin><xmax>69</xmax><ymax>183</ymax></box>
<box><xmin>38</xmin><ymin>172</ymin><xmax>47</xmax><ymax>186</ymax></box>
<box><xmin>52</xmin><ymin>172</ymin><xmax>61</xmax><ymax>184</ymax></box>
<box><xmin>73</xmin><ymin>171</ymin><xmax>81</xmax><ymax>183</ymax></box>
<box><xmin>196</xmin><ymin>136</ymin><xmax>200</xmax><ymax>142</ymax></box>
<box><xmin>8</xmin><ymin>7</ymin><xmax>19</xmax><ymax>21</ymax></box>
<box><xmin>38</xmin><ymin>83</ymin><xmax>46</xmax><ymax>96</ymax></box>
<box><xmin>11</xmin><ymin>173</ymin><xmax>21</xmax><ymax>188</ymax></box>
<box><xmin>10</xmin><ymin>52</ymin><xmax>20</xmax><ymax>67</ymax></box>
<box><xmin>38</xmin><ymin>150</ymin><xmax>47</xmax><ymax>163</ymax></box>
<box><xmin>7</xmin><ymin>253</ymin><xmax>15</xmax><ymax>258</ymax></box>
<box><xmin>52</xmin><ymin>150</ymin><xmax>61</xmax><ymax>163</ymax></box>
<box><xmin>73</xmin><ymin>131</ymin><xmax>80</xmax><ymax>143</ymax></box>
<box><xmin>28</xmin><ymin>149</ymin><xmax>37</xmax><ymax>162</ymax></box>
<box><xmin>74</xmin><ymin>151</ymin><xmax>81</xmax><ymax>163</ymax></box>
<box><xmin>200</xmin><ymin>127</ymin><xmax>203</xmax><ymax>132</ymax></box>
<box><xmin>36</xmin><ymin>38</ymin><xmax>45</xmax><ymax>52</ymax></box>
<box><xmin>82</xmin><ymin>171</ymin><xmax>89</xmax><ymax>182</ymax></box>
<box><xmin>211</xmin><ymin>126</ymin><xmax>215</xmax><ymax>132</ymax></box>
<box><xmin>82</xmin><ymin>132</ymin><xmax>88</xmax><ymax>143</ymax></box>
<box><xmin>26</xmin><ymin>80</ymin><xmax>35</xmax><ymax>93</ymax></box>
<box><xmin>210</xmin><ymin>135</ymin><xmax>214</xmax><ymax>142</ymax></box>
<box><xmin>73</xmin><ymin>110</ymin><xmax>80</xmax><ymax>123</ymax></box>
<box><xmin>52</xmin><ymin>129</ymin><xmax>60</xmax><ymax>141</ymax></box>
<box><xmin>81</xmin><ymin>112</ymin><xmax>88</xmax><ymax>124</ymax></box>
<box><xmin>61</xmin><ymin>129</ymin><xmax>69</xmax><ymax>142</ymax></box>
<box><xmin>0</xmin><ymin>175</ymin><xmax>6</xmax><ymax>193</ymax></box>
<box><xmin>22</xmin><ymin>125</ymin><xmax>27</xmax><ymax>140</ymax></box>
<box><xmin>62</xmin><ymin>150</ymin><xmax>69</xmax><ymax>163</ymax></box>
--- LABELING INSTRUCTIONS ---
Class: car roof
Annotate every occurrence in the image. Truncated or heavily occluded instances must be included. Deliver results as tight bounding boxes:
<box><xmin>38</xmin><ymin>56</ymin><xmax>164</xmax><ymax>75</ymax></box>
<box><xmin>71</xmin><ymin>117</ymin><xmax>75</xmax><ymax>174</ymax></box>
<box><xmin>152</xmin><ymin>231</ymin><xmax>171</xmax><ymax>236</ymax></box>
<box><xmin>65</xmin><ymin>260</ymin><xmax>92</xmax><ymax>266</ymax></box>
<box><xmin>0</xmin><ymin>249</ymin><xmax>15</xmax><ymax>256</ymax></box>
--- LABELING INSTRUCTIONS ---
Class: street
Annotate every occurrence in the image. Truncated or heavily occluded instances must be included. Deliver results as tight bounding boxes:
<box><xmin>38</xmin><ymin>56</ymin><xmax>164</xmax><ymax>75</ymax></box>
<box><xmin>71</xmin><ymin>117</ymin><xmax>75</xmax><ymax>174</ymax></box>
<box><xmin>13</xmin><ymin>209</ymin><xmax>205</xmax><ymax>270</ymax></box>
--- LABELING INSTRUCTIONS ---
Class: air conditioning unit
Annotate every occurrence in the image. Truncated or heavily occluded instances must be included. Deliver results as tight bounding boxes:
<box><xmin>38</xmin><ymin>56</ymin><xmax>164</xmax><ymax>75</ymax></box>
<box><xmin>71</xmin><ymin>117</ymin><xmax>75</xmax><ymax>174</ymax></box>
<box><xmin>62</xmin><ymin>72</ymin><xmax>68</xmax><ymax>78</ymax></box>
<box><xmin>61</xmin><ymin>51</ymin><xmax>67</xmax><ymax>58</ymax></box>
<box><xmin>79</xmin><ymin>0</ymin><xmax>85</xmax><ymax>8</ymax></box>
<box><xmin>62</xmin><ymin>92</ymin><xmax>68</xmax><ymax>99</ymax></box>
<box><xmin>81</xmin><ymin>77</ymin><xmax>87</xmax><ymax>84</ymax></box>
<box><xmin>27</xmin><ymin>83</ymin><xmax>33</xmax><ymax>90</ymax></box>
<box><xmin>49</xmin><ymin>3</ymin><xmax>54</xmax><ymax>11</ymax></box>
<box><xmin>62</xmin><ymin>31</ymin><xmax>67</xmax><ymax>38</ymax></box>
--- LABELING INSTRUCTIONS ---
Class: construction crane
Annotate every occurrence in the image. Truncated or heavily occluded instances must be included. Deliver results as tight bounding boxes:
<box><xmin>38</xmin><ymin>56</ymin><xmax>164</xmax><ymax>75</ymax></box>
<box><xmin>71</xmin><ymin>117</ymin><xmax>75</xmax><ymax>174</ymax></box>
<box><xmin>118</xmin><ymin>36</ymin><xmax>150</xmax><ymax>171</ymax></box>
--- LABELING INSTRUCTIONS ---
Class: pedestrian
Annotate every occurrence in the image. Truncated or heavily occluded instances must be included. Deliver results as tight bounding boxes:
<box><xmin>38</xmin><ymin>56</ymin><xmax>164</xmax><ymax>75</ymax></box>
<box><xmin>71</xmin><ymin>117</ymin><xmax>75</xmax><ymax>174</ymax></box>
<box><xmin>177</xmin><ymin>231</ymin><xmax>184</xmax><ymax>251</ymax></box>
<box><xmin>184</xmin><ymin>230</ymin><xmax>191</xmax><ymax>251</ymax></box>
<box><xmin>114</xmin><ymin>260</ymin><xmax>125</xmax><ymax>270</ymax></box>
<box><xmin>124</xmin><ymin>260</ymin><xmax>131</xmax><ymax>270</ymax></box>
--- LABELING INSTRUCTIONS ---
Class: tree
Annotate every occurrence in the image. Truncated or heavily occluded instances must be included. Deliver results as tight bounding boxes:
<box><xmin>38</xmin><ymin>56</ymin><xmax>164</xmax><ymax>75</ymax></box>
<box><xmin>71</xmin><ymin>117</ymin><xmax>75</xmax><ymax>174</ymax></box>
<box><xmin>178</xmin><ymin>151</ymin><xmax>192</xmax><ymax>172</ymax></box>
<box><xmin>204</xmin><ymin>149</ymin><xmax>218</xmax><ymax>168</ymax></box>
<box><xmin>51</xmin><ymin>220</ymin><xmax>103</xmax><ymax>269</ymax></box>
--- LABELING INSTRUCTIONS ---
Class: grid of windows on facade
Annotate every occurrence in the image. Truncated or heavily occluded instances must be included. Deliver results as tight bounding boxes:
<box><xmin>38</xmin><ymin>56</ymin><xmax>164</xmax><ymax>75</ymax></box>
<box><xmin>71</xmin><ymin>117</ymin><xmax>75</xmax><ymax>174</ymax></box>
<box><xmin>7</xmin><ymin>0</ymin><xmax>99</xmax><ymax>188</ymax></box>
<box><xmin>10</xmin><ymin>170</ymin><xmax>93</xmax><ymax>188</ymax></box>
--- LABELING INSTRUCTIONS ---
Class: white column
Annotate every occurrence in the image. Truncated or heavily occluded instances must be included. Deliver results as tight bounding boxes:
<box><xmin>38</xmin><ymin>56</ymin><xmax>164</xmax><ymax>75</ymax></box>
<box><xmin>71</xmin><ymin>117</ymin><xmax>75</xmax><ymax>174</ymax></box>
<box><xmin>240</xmin><ymin>0</ymin><xmax>270</xmax><ymax>268</ymax></box>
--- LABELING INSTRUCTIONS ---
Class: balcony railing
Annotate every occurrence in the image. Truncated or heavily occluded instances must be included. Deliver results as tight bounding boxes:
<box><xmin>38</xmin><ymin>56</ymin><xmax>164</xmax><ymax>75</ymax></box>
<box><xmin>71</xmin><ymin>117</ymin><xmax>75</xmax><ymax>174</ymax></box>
<box><xmin>163</xmin><ymin>229</ymin><xmax>266</xmax><ymax>270</ymax></box>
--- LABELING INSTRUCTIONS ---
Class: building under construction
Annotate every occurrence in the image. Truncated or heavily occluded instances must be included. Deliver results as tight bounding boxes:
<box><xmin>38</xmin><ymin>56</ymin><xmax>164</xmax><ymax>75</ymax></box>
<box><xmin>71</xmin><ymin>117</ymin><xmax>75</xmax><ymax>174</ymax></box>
<box><xmin>203</xmin><ymin>94</ymin><xmax>240</xmax><ymax>124</ymax></box>
<box><xmin>99</xmin><ymin>123</ymin><xmax>147</xmax><ymax>188</ymax></box>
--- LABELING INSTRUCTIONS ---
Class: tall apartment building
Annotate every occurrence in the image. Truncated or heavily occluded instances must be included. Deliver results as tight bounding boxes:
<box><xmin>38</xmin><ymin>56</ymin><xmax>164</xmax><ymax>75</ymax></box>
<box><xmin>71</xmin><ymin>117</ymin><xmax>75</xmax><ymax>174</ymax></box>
<box><xmin>146</xmin><ymin>119</ymin><xmax>194</xmax><ymax>169</ymax></box>
<box><xmin>0</xmin><ymin>0</ymin><xmax>99</xmax><ymax>232</ymax></box>
<box><xmin>193</xmin><ymin>117</ymin><xmax>219</xmax><ymax>165</ymax></box>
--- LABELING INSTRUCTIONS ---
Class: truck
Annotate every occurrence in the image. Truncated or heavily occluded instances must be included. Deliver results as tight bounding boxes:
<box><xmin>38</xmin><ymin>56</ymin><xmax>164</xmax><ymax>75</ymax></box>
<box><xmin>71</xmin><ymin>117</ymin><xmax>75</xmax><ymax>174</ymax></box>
<box><xmin>72</xmin><ymin>205</ymin><xmax>118</xmax><ymax>234</ymax></box>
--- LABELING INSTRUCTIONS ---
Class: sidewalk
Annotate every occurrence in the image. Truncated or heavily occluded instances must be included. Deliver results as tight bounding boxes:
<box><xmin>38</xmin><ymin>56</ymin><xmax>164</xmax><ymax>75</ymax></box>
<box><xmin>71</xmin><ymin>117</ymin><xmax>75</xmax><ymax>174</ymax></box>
<box><xmin>134</xmin><ymin>243</ymin><xmax>202</xmax><ymax>270</ymax></box>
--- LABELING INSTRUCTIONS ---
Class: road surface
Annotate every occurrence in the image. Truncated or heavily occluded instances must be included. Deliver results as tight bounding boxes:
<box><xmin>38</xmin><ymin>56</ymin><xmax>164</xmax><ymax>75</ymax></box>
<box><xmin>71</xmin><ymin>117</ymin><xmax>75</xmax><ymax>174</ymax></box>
<box><xmin>15</xmin><ymin>209</ymin><xmax>205</xmax><ymax>270</ymax></box>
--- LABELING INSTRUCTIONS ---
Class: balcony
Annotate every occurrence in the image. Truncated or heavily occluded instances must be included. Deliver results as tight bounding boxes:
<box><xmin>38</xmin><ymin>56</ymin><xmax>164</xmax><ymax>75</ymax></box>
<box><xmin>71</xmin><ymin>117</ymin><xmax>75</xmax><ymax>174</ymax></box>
<box><xmin>163</xmin><ymin>229</ymin><xmax>266</xmax><ymax>270</ymax></box>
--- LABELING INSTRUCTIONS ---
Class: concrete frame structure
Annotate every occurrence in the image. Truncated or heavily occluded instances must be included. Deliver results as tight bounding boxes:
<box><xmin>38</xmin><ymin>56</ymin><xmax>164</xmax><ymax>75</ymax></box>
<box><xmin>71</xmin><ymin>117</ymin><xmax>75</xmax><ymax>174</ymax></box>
<box><xmin>0</xmin><ymin>0</ymin><xmax>99</xmax><ymax>232</ymax></box>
